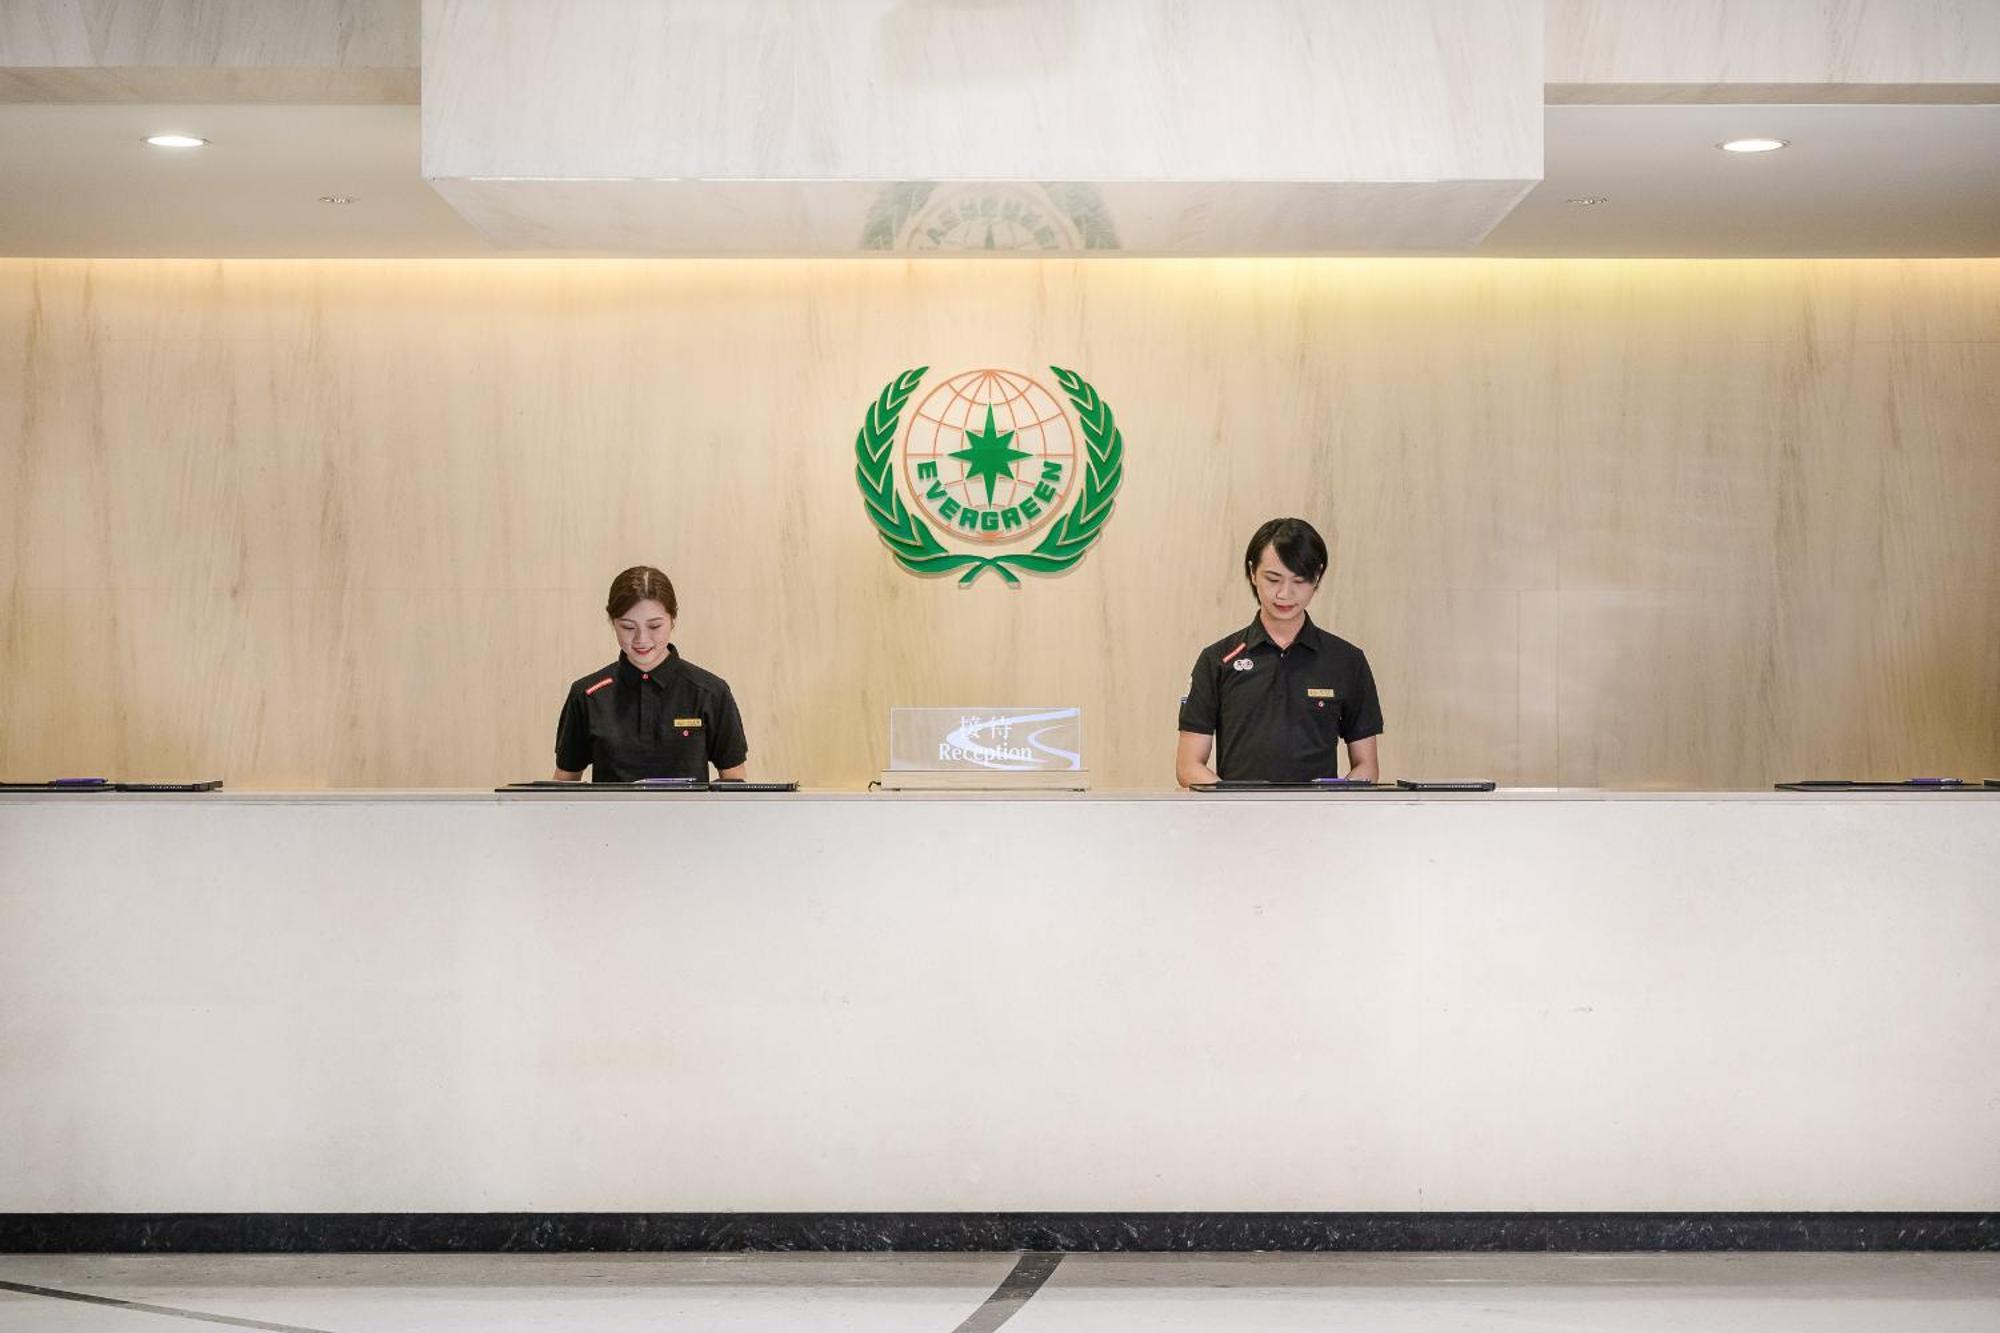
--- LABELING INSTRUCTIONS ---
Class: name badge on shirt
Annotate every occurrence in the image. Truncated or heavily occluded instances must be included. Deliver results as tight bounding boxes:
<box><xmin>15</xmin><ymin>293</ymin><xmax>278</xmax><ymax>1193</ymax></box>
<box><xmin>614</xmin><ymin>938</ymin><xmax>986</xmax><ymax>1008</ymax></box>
<box><xmin>674</xmin><ymin>717</ymin><xmax>703</xmax><ymax>728</ymax></box>
<box><xmin>1306</xmin><ymin>688</ymin><xmax>1337</xmax><ymax>699</ymax></box>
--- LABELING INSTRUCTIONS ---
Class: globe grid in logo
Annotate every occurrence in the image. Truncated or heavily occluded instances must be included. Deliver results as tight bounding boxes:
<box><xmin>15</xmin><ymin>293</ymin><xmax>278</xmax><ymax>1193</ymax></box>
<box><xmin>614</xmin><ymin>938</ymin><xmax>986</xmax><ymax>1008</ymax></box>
<box><xmin>902</xmin><ymin>370</ymin><xmax>1079</xmax><ymax>545</ymax></box>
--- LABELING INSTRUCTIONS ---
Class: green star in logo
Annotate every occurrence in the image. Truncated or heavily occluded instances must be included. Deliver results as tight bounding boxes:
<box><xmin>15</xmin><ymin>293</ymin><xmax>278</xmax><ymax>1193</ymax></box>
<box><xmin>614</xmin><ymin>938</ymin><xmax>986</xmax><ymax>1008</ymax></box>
<box><xmin>951</xmin><ymin>404</ymin><xmax>1034</xmax><ymax>505</ymax></box>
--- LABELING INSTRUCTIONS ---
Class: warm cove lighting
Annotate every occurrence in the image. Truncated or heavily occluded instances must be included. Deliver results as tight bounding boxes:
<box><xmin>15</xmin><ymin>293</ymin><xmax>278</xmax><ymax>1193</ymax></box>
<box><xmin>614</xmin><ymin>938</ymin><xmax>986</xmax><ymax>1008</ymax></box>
<box><xmin>145</xmin><ymin>133</ymin><xmax>208</xmax><ymax>148</ymax></box>
<box><xmin>1719</xmin><ymin>137</ymin><xmax>1788</xmax><ymax>153</ymax></box>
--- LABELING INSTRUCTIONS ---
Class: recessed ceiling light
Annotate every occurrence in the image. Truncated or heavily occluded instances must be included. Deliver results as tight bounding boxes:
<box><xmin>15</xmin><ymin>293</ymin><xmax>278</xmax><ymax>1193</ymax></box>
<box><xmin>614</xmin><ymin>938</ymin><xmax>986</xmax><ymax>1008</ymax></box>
<box><xmin>318</xmin><ymin>195</ymin><xmax>356</xmax><ymax>205</ymax></box>
<box><xmin>144</xmin><ymin>134</ymin><xmax>208</xmax><ymax>149</ymax></box>
<box><xmin>1565</xmin><ymin>197</ymin><xmax>1607</xmax><ymax>206</ymax></box>
<box><xmin>1718</xmin><ymin>138</ymin><xmax>1788</xmax><ymax>153</ymax></box>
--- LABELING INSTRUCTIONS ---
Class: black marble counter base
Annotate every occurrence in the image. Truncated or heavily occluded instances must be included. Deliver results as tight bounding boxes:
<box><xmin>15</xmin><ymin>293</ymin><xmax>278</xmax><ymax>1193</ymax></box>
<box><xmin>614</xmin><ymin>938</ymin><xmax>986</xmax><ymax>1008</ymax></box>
<box><xmin>0</xmin><ymin>1213</ymin><xmax>1992</xmax><ymax>1253</ymax></box>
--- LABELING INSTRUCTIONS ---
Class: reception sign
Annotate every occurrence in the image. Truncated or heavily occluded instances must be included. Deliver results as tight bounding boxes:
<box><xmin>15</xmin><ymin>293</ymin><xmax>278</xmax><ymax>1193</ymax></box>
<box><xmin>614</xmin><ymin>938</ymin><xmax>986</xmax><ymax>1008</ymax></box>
<box><xmin>889</xmin><ymin>706</ymin><xmax>1085</xmax><ymax>773</ymax></box>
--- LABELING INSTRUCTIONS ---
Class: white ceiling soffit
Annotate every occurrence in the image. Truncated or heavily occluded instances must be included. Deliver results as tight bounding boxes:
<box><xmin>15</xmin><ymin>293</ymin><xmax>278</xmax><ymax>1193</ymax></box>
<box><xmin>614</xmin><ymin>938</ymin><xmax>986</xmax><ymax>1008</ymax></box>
<box><xmin>420</xmin><ymin>0</ymin><xmax>1545</xmax><ymax>256</ymax></box>
<box><xmin>2</xmin><ymin>100</ymin><xmax>1997</xmax><ymax>260</ymax></box>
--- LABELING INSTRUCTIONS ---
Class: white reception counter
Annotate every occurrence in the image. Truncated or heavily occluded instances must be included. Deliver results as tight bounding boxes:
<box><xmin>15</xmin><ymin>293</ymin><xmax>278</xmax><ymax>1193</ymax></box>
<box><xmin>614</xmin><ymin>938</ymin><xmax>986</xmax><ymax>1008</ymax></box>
<box><xmin>2</xmin><ymin>790</ymin><xmax>1996</xmax><ymax>1213</ymax></box>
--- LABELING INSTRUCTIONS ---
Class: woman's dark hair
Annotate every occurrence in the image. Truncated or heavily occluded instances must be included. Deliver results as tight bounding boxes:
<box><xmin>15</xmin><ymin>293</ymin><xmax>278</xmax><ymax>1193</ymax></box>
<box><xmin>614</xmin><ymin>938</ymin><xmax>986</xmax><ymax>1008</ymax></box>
<box><xmin>1243</xmin><ymin>517</ymin><xmax>1328</xmax><ymax>587</ymax></box>
<box><xmin>605</xmin><ymin>565</ymin><xmax>677</xmax><ymax>620</ymax></box>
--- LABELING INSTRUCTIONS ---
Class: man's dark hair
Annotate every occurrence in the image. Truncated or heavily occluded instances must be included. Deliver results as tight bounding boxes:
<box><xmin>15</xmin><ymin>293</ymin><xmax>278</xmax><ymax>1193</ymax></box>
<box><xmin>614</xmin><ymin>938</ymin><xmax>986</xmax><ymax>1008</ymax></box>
<box><xmin>1243</xmin><ymin>517</ymin><xmax>1328</xmax><ymax>587</ymax></box>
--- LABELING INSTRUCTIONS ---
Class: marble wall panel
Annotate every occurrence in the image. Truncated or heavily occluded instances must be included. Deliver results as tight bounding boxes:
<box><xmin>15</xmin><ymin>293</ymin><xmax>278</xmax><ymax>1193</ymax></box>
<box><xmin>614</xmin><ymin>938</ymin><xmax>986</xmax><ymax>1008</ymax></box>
<box><xmin>1</xmin><ymin>257</ymin><xmax>1995</xmax><ymax>790</ymax></box>
<box><xmin>424</xmin><ymin>0</ymin><xmax>1541</xmax><ymax>183</ymax></box>
<box><xmin>0</xmin><ymin>0</ymin><xmax>416</xmax><ymax>67</ymax></box>
<box><xmin>8</xmin><ymin>796</ymin><xmax>1996</xmax><ymax>1209</ymax></box>
<box><xmin>1547</xmin><ymin>0</ymin><xmax>2000</xmax><ymax>99</ymax></box>
<box><xmin>0</xmin><ymin>0</ymin><xmax>419</xmax><ymax>102</ymax></box>
<box><xmin>422</xmin><ymin>0</ymin><xmax>1542</xmax><ymax>253</ymax></box>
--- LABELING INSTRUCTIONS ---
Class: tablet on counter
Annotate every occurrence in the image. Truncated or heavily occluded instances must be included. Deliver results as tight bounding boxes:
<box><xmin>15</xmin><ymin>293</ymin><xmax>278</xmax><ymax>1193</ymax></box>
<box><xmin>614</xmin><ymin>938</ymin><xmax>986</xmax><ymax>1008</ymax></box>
<box><xmin>1194</xmin><ymin>778</ymin><xmax>1384</xmax><ymax>792</ymax></box>
<box><xmin>1775</xmin><ymin>779</ymin><xmax>1977</xmax><ymax>792</ymax></box>
<box><xmin>496</xmin><ymin>779</ymin><xmax>799</xmax><ymax>793</ymax></box>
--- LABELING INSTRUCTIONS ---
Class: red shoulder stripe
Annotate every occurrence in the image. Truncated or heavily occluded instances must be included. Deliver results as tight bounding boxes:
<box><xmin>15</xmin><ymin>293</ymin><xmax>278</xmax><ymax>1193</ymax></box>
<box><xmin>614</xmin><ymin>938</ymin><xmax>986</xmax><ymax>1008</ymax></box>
<box><xmin>1220</xmin><ymin>642</ymin><xmax>1248</xmax><ymax>664</ymax></box>
<box><xmin>584</xmin><ymin>676</ymin><xmax>614</xmax><ymax>696</ymax></box>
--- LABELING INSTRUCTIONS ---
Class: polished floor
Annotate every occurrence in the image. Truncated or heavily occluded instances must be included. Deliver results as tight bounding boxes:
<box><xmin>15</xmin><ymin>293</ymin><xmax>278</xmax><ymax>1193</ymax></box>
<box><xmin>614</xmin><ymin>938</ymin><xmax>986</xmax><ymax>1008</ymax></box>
<box><xmin>1</xmin><ymin>1253</ymin><xmax>1996</xmax><ymax>1332</ymax></box>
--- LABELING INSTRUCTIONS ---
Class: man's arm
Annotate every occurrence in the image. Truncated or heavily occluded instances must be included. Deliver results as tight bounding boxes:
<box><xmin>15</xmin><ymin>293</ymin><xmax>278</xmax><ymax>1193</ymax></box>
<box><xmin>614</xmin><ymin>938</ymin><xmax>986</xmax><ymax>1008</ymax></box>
<box><xmin>1345</xmin><ymin>735</ymin><xmax>1379</xmax><ymax>783</ymax></box>
<box><xmin>1177</xmin><ymin>731</ymin><xmax>1220</xmax><ymax>789</ymax></box>
<box><xmin>1176</xmin><ymin>647</ymin><xmax>1221</xmax><ymax>788</ymax></box>
<box><xmin>552</xmin><ymin>767</ymin><xmax>584</xmax><ymax>781</ymax></box>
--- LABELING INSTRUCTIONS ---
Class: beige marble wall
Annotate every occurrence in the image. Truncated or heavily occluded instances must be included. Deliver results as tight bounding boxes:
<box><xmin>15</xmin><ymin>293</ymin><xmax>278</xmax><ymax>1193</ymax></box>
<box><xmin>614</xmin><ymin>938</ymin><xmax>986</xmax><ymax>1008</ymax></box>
<box><xmin>1</xmin><ymin>258</ymin><xmax>1995</xmax><ymax>789</ymax></box>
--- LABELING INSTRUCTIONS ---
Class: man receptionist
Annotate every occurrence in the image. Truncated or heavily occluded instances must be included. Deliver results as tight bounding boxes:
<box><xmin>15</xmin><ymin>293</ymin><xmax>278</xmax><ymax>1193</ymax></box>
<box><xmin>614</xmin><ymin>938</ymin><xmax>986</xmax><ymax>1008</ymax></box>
<box><xmin>1176</xmin><ymin>517</ymin><xmax>1382</xmax><ymax>787</ymax></box>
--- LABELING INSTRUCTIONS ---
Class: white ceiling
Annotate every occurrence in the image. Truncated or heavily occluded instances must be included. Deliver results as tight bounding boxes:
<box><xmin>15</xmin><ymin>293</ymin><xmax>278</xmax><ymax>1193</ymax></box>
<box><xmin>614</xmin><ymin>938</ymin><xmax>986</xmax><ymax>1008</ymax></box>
<box><xmin>0</xmin><ymin>103</ymin><xmax>481</xmax><ymax>258</ymax></box>
<box><xmin>1486</xmin><ymin>103</ymin><xmax>2000</xmax><ymax>256</ymax></box>
<box><xmin>1</xmin><ymin>100</ymin><xmax>1996</xmax><ymax>258</ymax></box>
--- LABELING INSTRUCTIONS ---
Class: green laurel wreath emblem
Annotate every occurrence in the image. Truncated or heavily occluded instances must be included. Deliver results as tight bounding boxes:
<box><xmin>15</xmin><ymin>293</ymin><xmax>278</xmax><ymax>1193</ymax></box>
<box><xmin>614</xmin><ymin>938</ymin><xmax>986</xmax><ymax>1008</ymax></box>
<box><xmin>853</xmin><ymin>365</ymin><xmax>1125</xmax><ymax>587</ymax></box>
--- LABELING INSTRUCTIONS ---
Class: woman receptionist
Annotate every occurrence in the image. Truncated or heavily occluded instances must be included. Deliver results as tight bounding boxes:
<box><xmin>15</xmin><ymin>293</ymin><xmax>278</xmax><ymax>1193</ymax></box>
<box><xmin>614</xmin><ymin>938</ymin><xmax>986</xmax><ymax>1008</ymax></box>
<box><xmin>553</xmin><ymin>565</ymin><xmax>748</xmax><ymax>782</ymax></box>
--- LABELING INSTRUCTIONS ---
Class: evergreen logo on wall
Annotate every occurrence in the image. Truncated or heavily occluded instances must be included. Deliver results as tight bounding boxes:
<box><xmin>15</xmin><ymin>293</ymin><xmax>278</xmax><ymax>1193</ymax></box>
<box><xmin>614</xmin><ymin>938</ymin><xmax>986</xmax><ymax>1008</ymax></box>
<box><xmin>853</xmin><ymin>366</ymin><xmax>1125</xmax><ymax>587</ymax></box>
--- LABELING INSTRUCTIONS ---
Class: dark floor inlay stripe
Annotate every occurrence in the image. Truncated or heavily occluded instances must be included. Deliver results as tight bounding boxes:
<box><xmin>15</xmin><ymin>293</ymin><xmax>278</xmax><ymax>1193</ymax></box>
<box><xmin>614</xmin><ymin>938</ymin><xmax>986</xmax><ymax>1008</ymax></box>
<box><xmin>0</xmin><ymin>1278</ymin><xmax>337</xmax><ymax>1332</ymax></box>
<box><xmin>949</xmin><ymin>1252</ymin><xmax>1063</xmax><ymax>1333</ymax></box>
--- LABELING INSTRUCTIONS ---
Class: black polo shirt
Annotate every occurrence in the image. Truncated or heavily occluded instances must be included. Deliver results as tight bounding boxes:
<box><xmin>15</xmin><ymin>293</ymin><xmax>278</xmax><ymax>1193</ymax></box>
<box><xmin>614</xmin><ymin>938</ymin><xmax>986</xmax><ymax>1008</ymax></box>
<box><xmin>555</xmin><ymin>647</ymin><xmax>748</xmax><ymax>782</ymax></box>
<box><xmin>1178</xmin><ymin>613</ymin><xmax>1383</xmax><ymax>782</ymax></box>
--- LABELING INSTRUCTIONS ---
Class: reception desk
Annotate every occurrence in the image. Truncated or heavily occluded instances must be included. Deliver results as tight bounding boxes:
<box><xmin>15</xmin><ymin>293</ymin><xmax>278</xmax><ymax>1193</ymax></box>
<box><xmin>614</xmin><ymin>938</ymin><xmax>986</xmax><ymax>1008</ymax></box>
<box><xmin>1</xmin><ymin>790</ymin><xmax>1996</xmax><ymax>1218</ymax></box>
